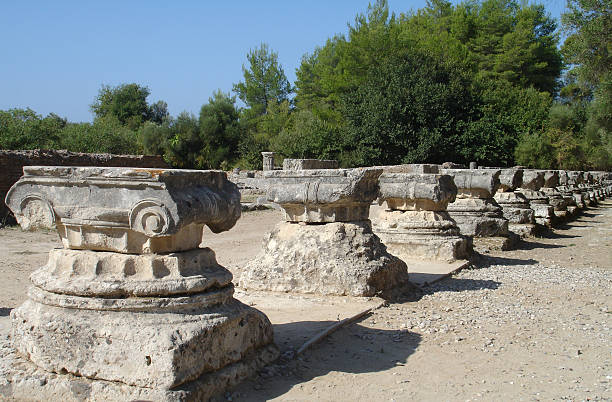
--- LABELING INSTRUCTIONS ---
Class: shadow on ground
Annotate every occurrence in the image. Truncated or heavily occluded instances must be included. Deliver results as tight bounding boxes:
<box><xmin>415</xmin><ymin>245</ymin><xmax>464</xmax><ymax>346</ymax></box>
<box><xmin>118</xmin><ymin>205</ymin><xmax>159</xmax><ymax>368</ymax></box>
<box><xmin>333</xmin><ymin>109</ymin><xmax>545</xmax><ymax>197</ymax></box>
<box><xmin>472</xmin><ymin>254</ymin><xmax>538</xmax><ymax>268</ymax></box>
<box><xmin>535</xmin><ymin>230</ymin><xmax>579</xmax><ymax>239</ymax></box>
<box><xmin>225</xmin><ymin>318</ymin><xmax>421</xmax><ymax>401</ymax></box>
<box><xmin>421</xmin><ymin>277</ymin><xmax>501</xmax><ymax>293</ymax></box>
<box><xmin>0</xmin><ymin>308</ymin><xmax>12</xmax><ymax>317</ymax></box>
<box><xmin>517</xmin><ymin>240</ymin><xmax>565</xmax><ymax>250</ymax></box>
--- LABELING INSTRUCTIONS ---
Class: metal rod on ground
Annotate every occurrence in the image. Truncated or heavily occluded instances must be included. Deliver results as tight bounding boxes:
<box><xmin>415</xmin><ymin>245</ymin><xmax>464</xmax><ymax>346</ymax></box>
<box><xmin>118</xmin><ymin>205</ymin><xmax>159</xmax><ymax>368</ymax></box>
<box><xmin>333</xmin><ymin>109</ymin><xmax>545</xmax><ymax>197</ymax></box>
<box><xmin>295</xmin><ymin>301</ymin><xmax>386</xmax><ymax>356</ymax></box>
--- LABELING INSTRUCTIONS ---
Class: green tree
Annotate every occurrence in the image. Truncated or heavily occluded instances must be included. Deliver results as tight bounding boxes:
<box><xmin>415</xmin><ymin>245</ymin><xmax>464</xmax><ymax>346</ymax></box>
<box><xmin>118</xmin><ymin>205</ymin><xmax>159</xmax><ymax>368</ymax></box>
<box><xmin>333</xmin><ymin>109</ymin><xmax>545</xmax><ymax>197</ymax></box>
<box><xmin>164</xmin><ymin>112</ymin><xmax>201</xmax><ymax>168</ymax></box>
<box><xmin>90</xmin><ymin>83</ymin><xmax>156</xmax><ymax>129</ymax></box>
<box><xmin>562</xmin><ymin>0</ymin><xmax>611</xmax><ymax>87</ymax></box>
<box><xmin>148</xmin><ymin>100</ymin><xmax>169</xmax><ymax>124</ymax></box>
<box><xmin>233</xmin><ymin>43</ymin><xmax>292</xmax><ymax>117</ymax></box>
<box><xmin>59</xmin><ymin>116</ymin><xmax>140</xmax><ymax>154</ymax></box>
<box><xmin>138</xmin><ymin>120</ymin><xmax>173</xmax><ymax>156</ymax></box>
<box><xmin>340</xmin><ymin>51</ymin><xmax>476</xmax><ymax>166</ymax></box>
<box><xmin>560</xmin><ymin>0</ymin><xmax>612</xmax><ymax>169</ymax></box>
<box><xmin>0</xmin><ymin>108</ymin><xmax>64</xmax><ymax>150</ymax></box>
<box><xmin>198</xmin><ymin>90</ymin><xmax>241</xmax><ymax>169</ymax></box>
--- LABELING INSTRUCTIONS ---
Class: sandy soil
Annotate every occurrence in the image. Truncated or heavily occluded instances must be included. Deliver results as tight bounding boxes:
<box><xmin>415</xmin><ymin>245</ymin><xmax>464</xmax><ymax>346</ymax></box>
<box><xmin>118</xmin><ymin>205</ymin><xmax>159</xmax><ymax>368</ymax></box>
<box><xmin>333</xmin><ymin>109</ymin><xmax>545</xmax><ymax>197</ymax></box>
<box><xmin>0</xmin><ymin>203</ymin><xmax>611</xmax><ymax>401</ymax></box>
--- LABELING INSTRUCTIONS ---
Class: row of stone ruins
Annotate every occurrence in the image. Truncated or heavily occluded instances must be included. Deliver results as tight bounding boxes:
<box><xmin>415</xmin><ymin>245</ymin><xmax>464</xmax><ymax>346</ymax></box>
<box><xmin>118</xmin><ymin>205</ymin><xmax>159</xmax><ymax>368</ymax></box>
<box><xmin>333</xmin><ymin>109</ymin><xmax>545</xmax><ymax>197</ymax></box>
<box><xmin>1</xmin><ymin>163</ymin><xmax>610</xmax><ymax>401</ymax></box>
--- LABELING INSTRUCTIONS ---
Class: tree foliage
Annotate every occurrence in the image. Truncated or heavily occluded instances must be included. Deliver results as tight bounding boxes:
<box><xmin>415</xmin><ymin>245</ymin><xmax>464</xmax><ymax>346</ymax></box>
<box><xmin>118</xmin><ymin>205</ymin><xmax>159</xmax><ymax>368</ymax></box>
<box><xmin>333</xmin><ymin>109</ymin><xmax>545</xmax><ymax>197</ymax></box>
<box><xmin>3</xmin><ymin>0</ymin><xmax>609</xmax><ymax>170</ymax></box>
<box><xmin>233</xmin><ymin>43</ymin><xmax>292</xmax><ymax>117</ymax></box>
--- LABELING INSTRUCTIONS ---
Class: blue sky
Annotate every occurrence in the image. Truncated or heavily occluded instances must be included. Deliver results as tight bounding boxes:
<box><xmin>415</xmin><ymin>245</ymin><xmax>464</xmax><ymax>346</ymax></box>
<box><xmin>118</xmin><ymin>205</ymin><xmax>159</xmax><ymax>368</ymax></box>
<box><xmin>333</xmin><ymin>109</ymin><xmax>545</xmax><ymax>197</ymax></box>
<box><xmin>1</xmin><ymin>0</ymin><xmax>567</xmax><ymax>122</ymax></box>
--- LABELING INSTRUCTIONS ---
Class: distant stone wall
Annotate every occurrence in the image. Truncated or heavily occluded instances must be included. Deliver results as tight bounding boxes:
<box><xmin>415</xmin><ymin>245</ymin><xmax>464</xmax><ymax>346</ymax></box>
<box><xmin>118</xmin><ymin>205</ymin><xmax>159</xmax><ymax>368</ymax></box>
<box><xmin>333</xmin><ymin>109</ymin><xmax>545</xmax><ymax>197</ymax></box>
<box><xmin>282</xmin><ymin>159</ymin><xmax>339</xmax><ymax>170</ymax></box>
<box><xmin>375</xmin><ymin>164</ymin><xmax>440</xmax><ymax>174</ymax></box>
<box><xmin>1</xmin><ymin>149</ymin><xmax>168</xmax><ymax>223</ymax></box>
<box><xmin>227</xmin><ymin>170</ymin><xmax>268</xmax><ymax>197</ymax></box>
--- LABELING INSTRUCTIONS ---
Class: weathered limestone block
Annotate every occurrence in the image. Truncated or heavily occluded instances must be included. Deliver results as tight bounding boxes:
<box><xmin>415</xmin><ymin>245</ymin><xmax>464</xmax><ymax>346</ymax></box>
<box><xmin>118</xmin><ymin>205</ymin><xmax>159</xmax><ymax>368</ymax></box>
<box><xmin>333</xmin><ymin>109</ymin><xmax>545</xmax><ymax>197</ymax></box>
<box><xmin>493</xmin><ymin>169</ymin><xmax>536</xmax><ymax>237</ymax></box>
<box><xmin>282</xmin><ymin>158</ymin><xmax>339</xmax><ymax>170</ymax></box>
<box><xmin>556</xmin><ymin>170</ymin><xmax>579</xmax><ymax>217</ymax></box>
<box><xmin>565</xmin><ymin>171</ymin><xmax>587</xmax><ymax>209</ymax></box>
<box><xmin>378</xmin><ymin>164</ymin><xmax>441</xmax><ymax>174</ymax></box>
<box><xmin>240</xmin><ymin>221</ymin><xmax>408</xmax><ymax>296</ymax></box>
<box><xmin>2</xmin><ymin>166</ymin><xmax>278</xmax><ymax>401</ymax></box>
<box><xmin>441</xmin><ymin>169</ymin><xmax>508</xmax><ymax>229</ymax></box>
<box><xmin>372</xmin><ymin>173</ymin><xmax>471</xmax><ymax>263</ymax></box>
<box><xmin>497</xmin><ymin>168</ymin><xmax>523</xmax><ymax>192</ymax></box>
<box><xmin>441</xmin><ymin>168</ymin><xmax>513</xmax><ymax>251</ymax></box>
<box><xmin>241</xmin><ymin>168</ymin><xmax>413</xmax><ymax>297</ymax></box>
<box><xmin>540</xmin><ymin>170</ymin><xmax>569</xmax><ymax>222</ymax></box>
<box><xmin>261</xmin><ymin>152</ymin><xmax>275</xmax><ymax>171</ymax></box>
<box><xmin>6</xmin><ymin>166</ymin><xmax>241</xmax><ymax>253</ymax></box>
<box><xmin>30</xmin><ymin>247</ymin><xmax>233</xmax><ymax>298</ymax></box>
<box><xmin>265</xmin><ymin>168</ymin><xmax>380</xmax><ymax>222</ymax></box>
<box><xmin>517</xmin><ymin>170</ymin><xmax>555</xmax><ymax>227</ymax></box>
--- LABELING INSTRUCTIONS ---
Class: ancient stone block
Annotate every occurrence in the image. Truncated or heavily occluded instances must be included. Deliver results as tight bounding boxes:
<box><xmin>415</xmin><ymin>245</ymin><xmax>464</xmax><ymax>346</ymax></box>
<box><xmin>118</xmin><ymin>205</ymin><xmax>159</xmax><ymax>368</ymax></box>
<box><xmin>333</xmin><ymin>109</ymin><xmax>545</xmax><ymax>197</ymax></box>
<box><xmin>240</xmin><ymin>168</ymin><xmax>414</xmax><ymax>297</ymax></box>
<box><xmin>240</xmin><ymin>221</ymin><xmax>409</xmax><ymax>296</ymax></box>
<box><xmin>5</xmin><ymin>167</ymin><xmax>241</xmax><ymax>253</ymax></box>
<box><xmin>265</xmin><ymin>168</ymin><xmax>381</xmax><ymax>222</ymax></box>
<box><xmin>379</xmin><ymin>164</ymin><xmax>441</xmax><ymax>174</ymax></box>
<box><xmin>517</xmin><ymin>170</ymin><xmax>556</xmax><ymax>227</ymax></box>
<box><xmin>442</xmin><ymin>169</ymin><xmax>514</xmax><ymax>251</ymax></box>
<box><xmin>261</xmin><ymin>152</ymin><xmax>275</xmax><ymax>171</ymax></box>
<box><xmin>282</xmin><ymin>158</ymin><xmax>339</xmax><ymax>170</ymax></box>
<box><xmin>2</xmin><ymin>166</ymin><xmax>278</xmax><ymax>401</ymax></box>
<box><xmin>373</xmin><ymin>173</ymin><xmax>471</xmax><ymax>263</ymax></box>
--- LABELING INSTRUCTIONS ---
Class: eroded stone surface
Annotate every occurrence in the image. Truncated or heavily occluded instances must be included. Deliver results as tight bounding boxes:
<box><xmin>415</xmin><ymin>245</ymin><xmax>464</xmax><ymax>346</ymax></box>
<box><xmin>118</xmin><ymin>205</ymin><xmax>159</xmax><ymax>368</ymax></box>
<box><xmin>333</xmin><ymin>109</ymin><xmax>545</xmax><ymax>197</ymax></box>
<box><xmin>282</xmin><ymin>159</ymin><xmax>339</xmax><ymax>170</ymax></box>
<box><xmin>441</xmin><ymin>169</ymin><xmax>509</xmax><ymax>237</ymax></box>
<box><xmin>373</xmin><ymin>173</ymin><xmax>470</xmax><ymax>263</ymax></box>
<box><xmin>2</xmin><ymin>166</ymin><xmax>278</xmax><ymax>401</ymax></box>
<box><xmin>31</xmin><ymin>247</ymin><xmax>232</xmax><ymax>298</ymax></box>
<box><xmin>11</xmin><ymin>298</ymin><xmax>273</xmax><ymax>389</ymax></box>
<box><xmin>497</xmin><ymin>168</ymin><xmax>523</xmax><ymax>192</ymax></box>
<box><xmin>240</xmin><ymin>221</ymin><xmax>411</xmax><ymax>297</ymax></box>
<box><xmin>0</xmin><ymin>336</ymin><xmax>278</xmax><ymax>402</ymax></box>
<box><xmin>5</xmin><ymin>167</ymin><xmax>241</xmax><ymax>253</ymax></box>
<box><xmin>265</xmin><ymin>168</ymin><xmax>381</xmax><ymax>222</ymax></box>
<box><xmin>374</xmin><ymin>210</ymin><xmax>471</xmax><ymax>263</ymax></box>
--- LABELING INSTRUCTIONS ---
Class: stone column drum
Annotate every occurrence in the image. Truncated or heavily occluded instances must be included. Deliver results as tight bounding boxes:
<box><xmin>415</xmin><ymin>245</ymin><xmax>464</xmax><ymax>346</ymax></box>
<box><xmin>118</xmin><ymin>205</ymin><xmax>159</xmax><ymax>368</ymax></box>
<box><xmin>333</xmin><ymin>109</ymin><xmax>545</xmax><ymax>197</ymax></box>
<box><xmin>567</xmin><ymin>171</ymin><xmax>587</xmax><ymax>209</ymax></box>
<box><xmin>493</xmin><ymin>168</ymin><xmax>536</xmax><ymax>237</ymax></box>
<box><xmin>1</xmin><ymin>167</ymin><xmax>278</xmax><ymax>401</ymax></box>
<box><xmin>240</xmin><ymin>168</ymin><xmax>411</xmax><ymax>297</ymax></box>
<box><xmin>517</xmin><ymin>170</ymin><xmax>555</xmax><ymax>228</ymax></box>
<box><xmin>540</xmin><ymin>170</ymin><xmax>568</xmax><ymax>223</ymax></box>
<box><xmin>373</xmin><ymin>172</ymin><xmax>471</xmax><ymax>263</ymax></box>
<box><xmin>556</xmin><ymin>170</ymin><xmax>578</xmax><ymax>217</ymax></box>
<box><xmin>261</xmin><ymin>151</ymin><xmax>275</xmax><ymax>171</ymax></box>
<box><xmin>441</xmin><ymin>169</ymin><xmax>513</xmax><ymax>250</ymax></box>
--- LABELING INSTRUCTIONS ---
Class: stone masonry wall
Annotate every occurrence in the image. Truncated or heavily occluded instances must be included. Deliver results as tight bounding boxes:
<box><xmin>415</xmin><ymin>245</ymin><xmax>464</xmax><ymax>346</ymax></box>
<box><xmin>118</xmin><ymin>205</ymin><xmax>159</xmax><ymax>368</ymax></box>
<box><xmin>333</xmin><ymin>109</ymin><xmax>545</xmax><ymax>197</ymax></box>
<box><xmin>1</xmin><ymin>149</ymin><xmax>168</xmax><ymax>222</ymax></box>
<box><xmin>282</xmin><ymin>159</ymin><xmax>339</xmax><ymax>170</ymax></box>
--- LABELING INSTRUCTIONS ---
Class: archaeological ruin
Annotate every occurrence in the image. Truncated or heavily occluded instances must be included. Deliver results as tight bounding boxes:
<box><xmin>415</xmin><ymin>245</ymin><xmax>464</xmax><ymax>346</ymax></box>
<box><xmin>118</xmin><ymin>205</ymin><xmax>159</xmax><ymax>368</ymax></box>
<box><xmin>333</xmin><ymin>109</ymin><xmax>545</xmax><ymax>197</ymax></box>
<box><xmin>372</xmin><ymin>169</ymin><xmax>471</xmax><ymax>263</ymax></box>
<box><xmin>1</xmin><ymin>167</ymin><xmax>278</xmax><ymax>401</ymax></box>
<box><xmin>239</xmin><ymin>168</ymin><xmax>412</xmax><ymax>297</ymax></box>
<box><xmin>0</xmin><ymin>161</ymin><xmax>611</xmax><ymax>401</ymax></box>
<box><xmin>440</xmin><ymin>168</ymin><xmax>514</xmax><ymax>250</ymax></box>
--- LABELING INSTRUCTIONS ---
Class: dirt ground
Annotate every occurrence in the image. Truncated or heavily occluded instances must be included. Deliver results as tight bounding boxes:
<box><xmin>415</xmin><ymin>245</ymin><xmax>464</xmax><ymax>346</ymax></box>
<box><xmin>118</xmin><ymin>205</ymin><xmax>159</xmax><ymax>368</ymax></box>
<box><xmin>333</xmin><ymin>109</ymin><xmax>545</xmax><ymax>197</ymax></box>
<box><xmin>0</xmin><ymin>203</ymin><xmax>611</xmax><ymax>401</ymax></box>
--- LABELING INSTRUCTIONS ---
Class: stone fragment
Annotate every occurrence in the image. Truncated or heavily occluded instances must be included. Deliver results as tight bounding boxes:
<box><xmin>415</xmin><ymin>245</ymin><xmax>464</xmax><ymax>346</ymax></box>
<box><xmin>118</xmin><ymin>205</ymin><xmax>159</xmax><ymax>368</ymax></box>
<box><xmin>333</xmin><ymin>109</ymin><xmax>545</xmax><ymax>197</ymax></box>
<box><xmin>556</xmin><ymin>170</ymin><xmax>579</xmax><ymax>217</ymax></box>
<box><xmin>5</xmin><ymin>166</ymin><xmax>241</xmax><ymax>253</ymax></box>
<box><xmin>265</xmin><ymin>168</ymin><xmax>381</xmax><ymax>222</ymax></box>
<box><xmin>261</xmin><ymin>152</ymin><xmax>275</xmax><ymax>171</ymax></box>
<box><xmin>240</xmin><ymin>168</ymin><xmax>413</xmax><ymax>297</ymax></box>
<box><xmin>517</xmin><ymin>170</ymin><xmax>555</xmax><ymax>228</ymax></box>
<box><xmin>282</xmin><ymin>158</ymin><xmax>339</xmax><ymax>170</ymax></box>
<box><xmin>2</xmin><ymin>166</ymin><xmax>278</xmax><ymax>401</ymax></box>
<box><xmin>540</xmin><ymin>170</ymin><xmax>569</xmax><ymax>222</ymax></box>
<box><xmin>372</xmin><ymin>172</ymin><xmax>471</xmax><ymax>263</ymax></box>
<box><xmin>441</xmin><ymin>169</ymin><xmax>513</xmax><ymax>251</ymax></box>
<box><xmin>378</xmin><ymin>164</ymin><xmax>441</xmax><ymax>174</ymax></box>
<box><xmin>240</xmin><ymin>221</ymin><xmax>408</xmax><ymax>296</ymax></box>
<box><xmin>493</xmin><ymin>168</ymin><xmax>536</xmax><ymax>237</ymax></box>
